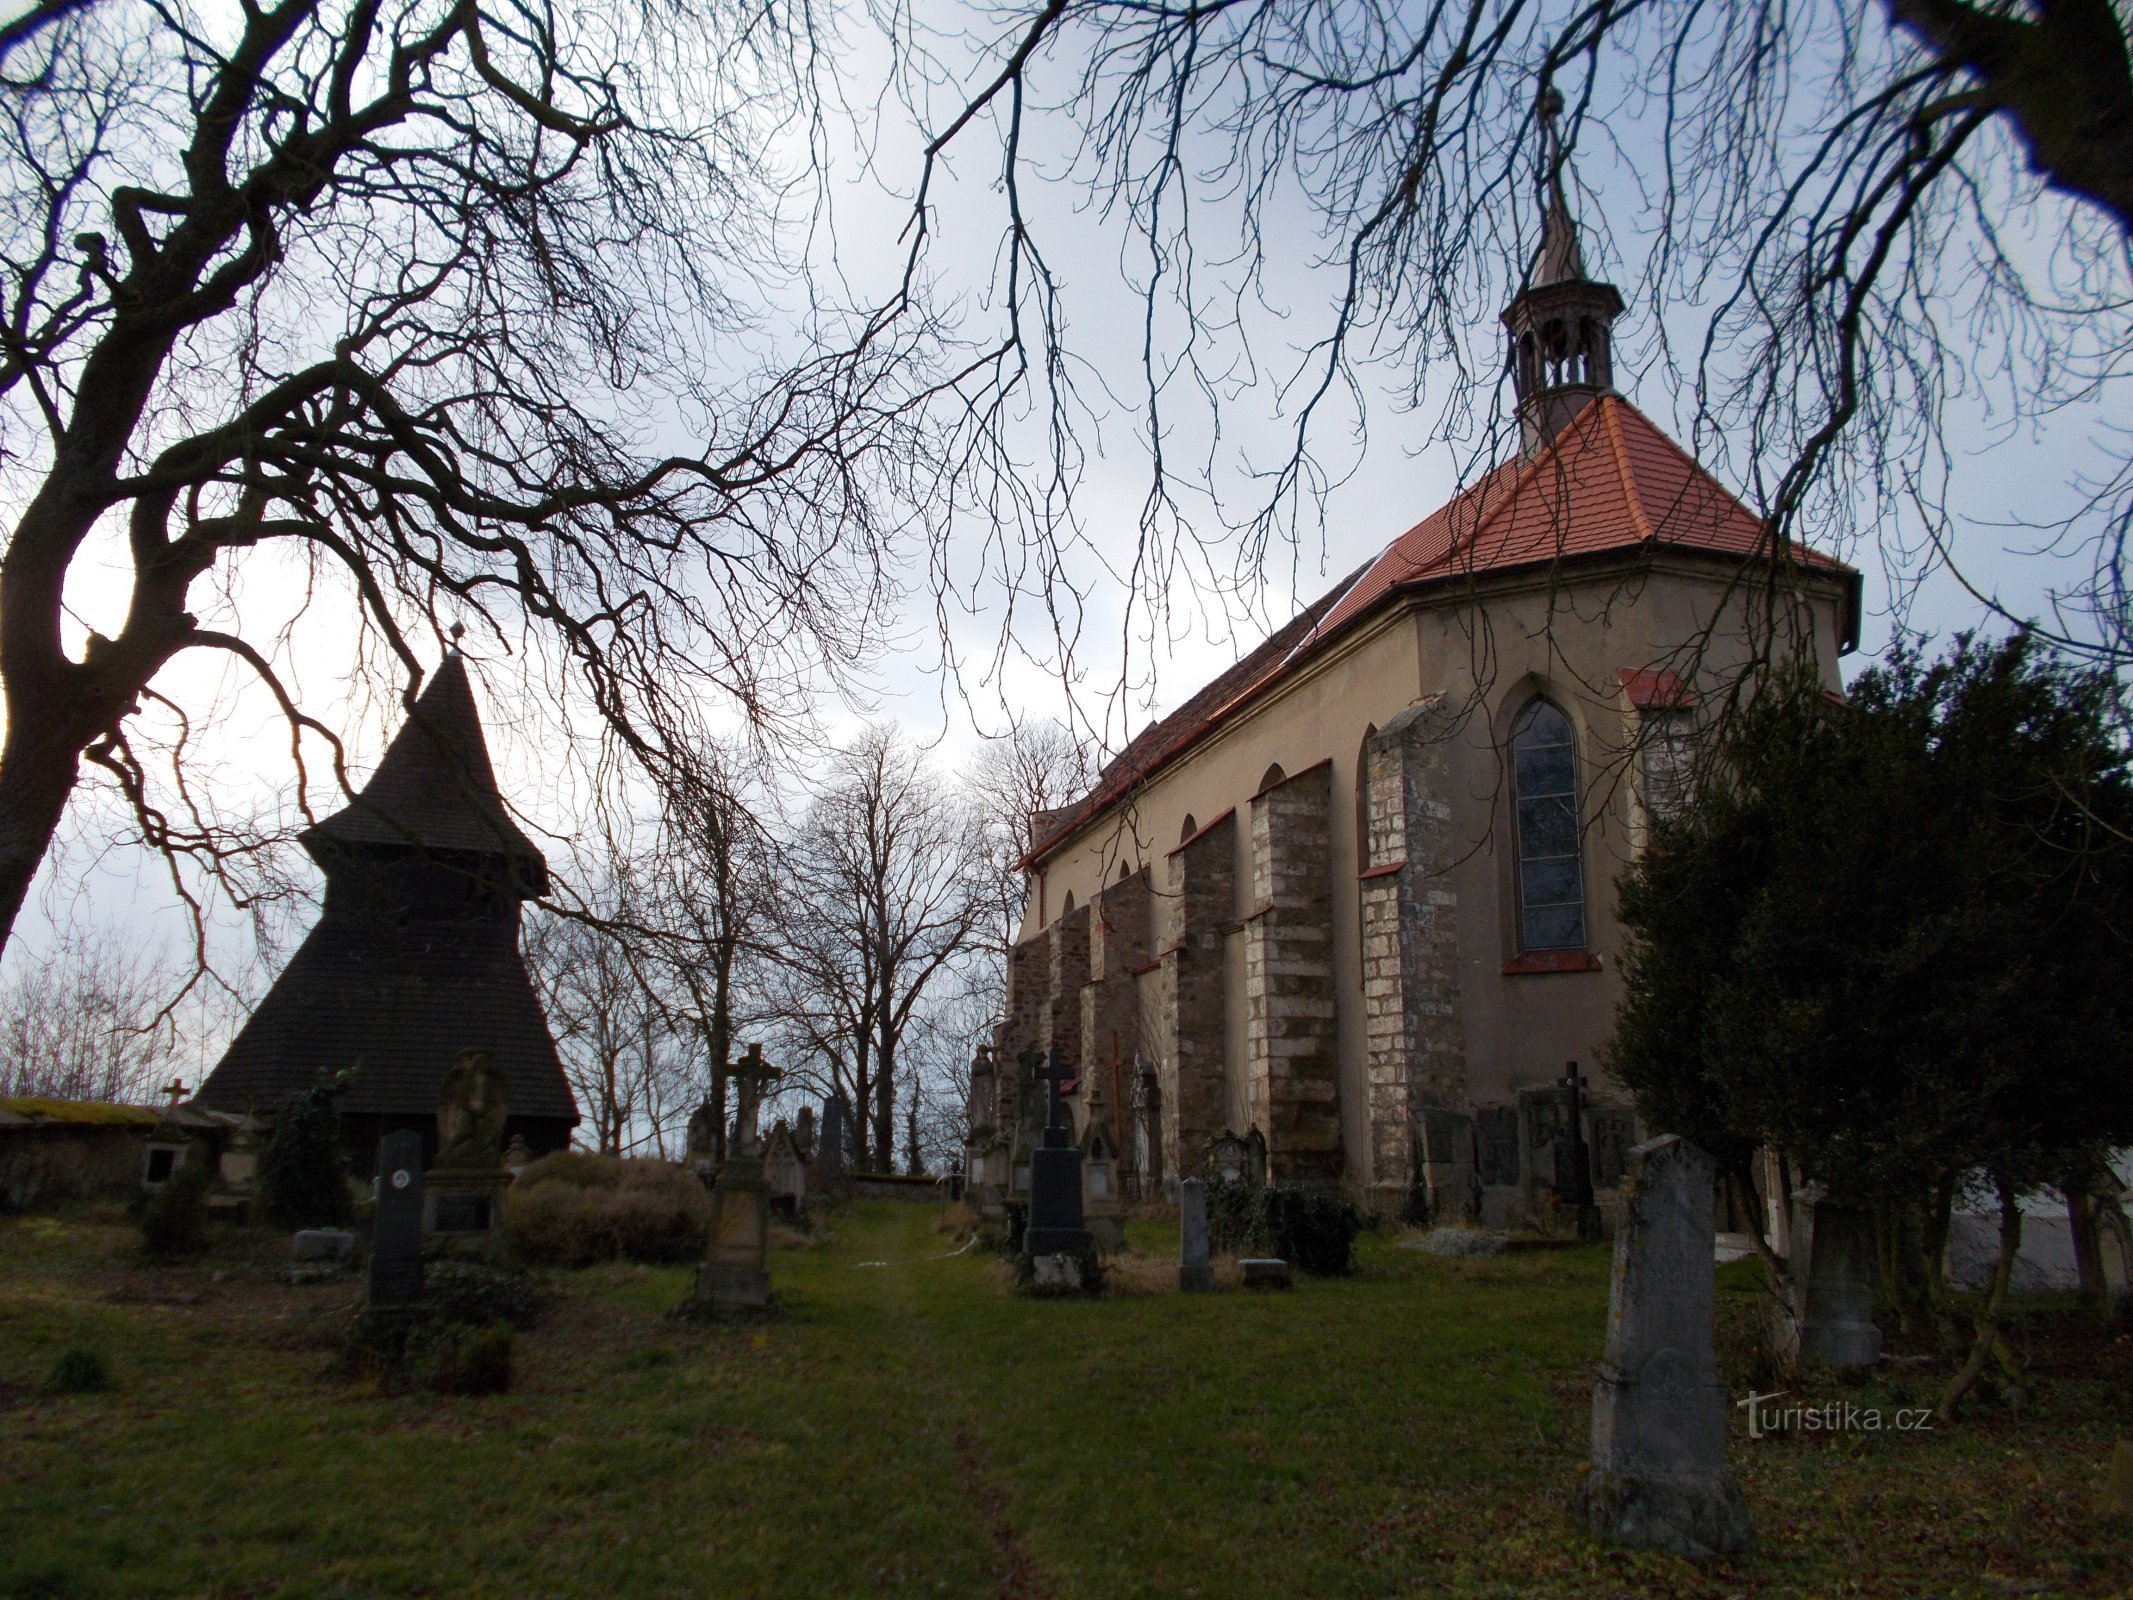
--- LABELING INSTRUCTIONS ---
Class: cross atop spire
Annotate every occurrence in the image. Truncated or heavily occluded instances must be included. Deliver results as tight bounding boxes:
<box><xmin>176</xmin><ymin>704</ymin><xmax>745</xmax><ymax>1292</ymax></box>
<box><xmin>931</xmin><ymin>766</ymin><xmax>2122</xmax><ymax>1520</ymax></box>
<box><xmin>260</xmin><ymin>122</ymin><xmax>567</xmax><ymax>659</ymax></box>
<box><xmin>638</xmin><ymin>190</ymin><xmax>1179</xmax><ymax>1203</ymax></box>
<box><xmin>1501</xmin><ymin>81</ymin><xmax>1625</xmax><ymax>456</ymax></box>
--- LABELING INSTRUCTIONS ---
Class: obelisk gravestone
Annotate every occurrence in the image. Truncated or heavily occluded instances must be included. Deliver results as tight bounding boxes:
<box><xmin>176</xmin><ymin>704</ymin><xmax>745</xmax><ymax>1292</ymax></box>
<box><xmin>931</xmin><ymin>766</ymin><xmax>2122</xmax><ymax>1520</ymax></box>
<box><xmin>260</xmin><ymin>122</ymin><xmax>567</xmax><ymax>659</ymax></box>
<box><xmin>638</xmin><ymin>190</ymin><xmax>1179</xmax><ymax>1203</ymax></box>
<box><xmin>1572</xmin><ymin>1134</ymin><xmax>1750</xmax><ymax>1558</ymax></box>
<box><xmin>368</xmin><ymin>1129</ymin><xmax>425</xmax><ymax>1309</ymax></box>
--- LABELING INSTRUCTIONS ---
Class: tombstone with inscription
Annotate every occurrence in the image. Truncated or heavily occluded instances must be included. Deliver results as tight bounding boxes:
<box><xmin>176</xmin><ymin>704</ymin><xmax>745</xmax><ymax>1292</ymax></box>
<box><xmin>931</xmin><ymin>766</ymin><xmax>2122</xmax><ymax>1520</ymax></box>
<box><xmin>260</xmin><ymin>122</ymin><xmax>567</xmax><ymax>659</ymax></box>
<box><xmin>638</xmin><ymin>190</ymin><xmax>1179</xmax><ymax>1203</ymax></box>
<box><xmin>1779</xmin><ymin>1183</ymin><xmax>1882</xmax><ymax>1369</ymax></box>
<box><xmin>1416</xmin><ymin>1105</ymin><xmax>1479</xmax><ymax>1225</ymax></box>
<box><xmin>1079</xmin><ymin>1080</ymin><xmax>1125</xmax><ymax>1250</ymax></box>
<box><xmin>1205</xmin><ymin>1129</ymin><xmax>1247</xmax><ymax>1185</ymax></box>
<box><xmin>368</xmin><ymin>1129</ymin><xmax>426</xmax><ymax>1309</ymax></box>
<box><xmin>424</xmin><ymin>1048</ymin><xmax>512</xmax><ymax>1250</ymax></box>
<box><xmin>1572</xmin><ymin>1135</ymin><xmax>1750</xmax><ymax>1558</ymax></box>
<box><xmin>1020</xmin><ymin>1050</ymin><xmax>1094</xmax><ymax>1292</ymax></box>
<box><xmin>692</xmin><ymin>1044</ymin><xmax>780</xmax><ymax>1316</ymax></box>
<box><xmin>1179</xmin><ymin>1176</ymin><xmax>1214</xmax><ymax>1293</ymax></box>
<box><xmin>794</xmin><ymin>1104</ymin><xmax>817</xmax><ymax>1164</ymax></box>
<box><xmin>763</xmin><ymin>1118</ymin><xmax>806</xmax><ymax>1218</ymax></box>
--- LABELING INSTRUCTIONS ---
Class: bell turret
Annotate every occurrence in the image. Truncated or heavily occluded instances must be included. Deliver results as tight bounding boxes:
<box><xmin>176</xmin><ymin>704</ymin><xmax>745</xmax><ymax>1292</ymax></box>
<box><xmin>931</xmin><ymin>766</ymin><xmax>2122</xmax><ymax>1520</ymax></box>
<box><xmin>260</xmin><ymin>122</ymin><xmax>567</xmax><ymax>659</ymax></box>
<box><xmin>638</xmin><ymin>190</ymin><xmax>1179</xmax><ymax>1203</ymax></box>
<box><xmin>1501</xmin><ymin>86</ymin><xmax>1625</xmax><ymax>455</ymax></box>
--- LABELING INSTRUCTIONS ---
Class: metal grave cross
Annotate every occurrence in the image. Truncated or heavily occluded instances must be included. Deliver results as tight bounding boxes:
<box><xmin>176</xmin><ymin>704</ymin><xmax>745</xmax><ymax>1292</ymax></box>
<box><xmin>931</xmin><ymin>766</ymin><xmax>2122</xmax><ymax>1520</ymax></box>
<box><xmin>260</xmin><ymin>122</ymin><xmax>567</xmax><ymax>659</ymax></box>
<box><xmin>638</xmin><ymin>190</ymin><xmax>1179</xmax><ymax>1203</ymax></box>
<box><xmin>1031</xmin><ymin>1048</ymin><xmax>1075</xmax><ymax>1132</ymax></box>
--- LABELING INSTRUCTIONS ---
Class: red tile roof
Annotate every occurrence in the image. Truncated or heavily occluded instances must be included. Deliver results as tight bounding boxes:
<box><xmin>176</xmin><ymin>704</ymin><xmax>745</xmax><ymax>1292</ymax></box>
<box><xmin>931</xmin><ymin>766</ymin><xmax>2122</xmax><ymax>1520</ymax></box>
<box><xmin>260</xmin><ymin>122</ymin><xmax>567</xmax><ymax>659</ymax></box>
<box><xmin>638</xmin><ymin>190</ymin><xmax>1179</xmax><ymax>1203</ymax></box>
<box><xmin>1023</xmin><ymin>394</ymin><xmax>1854</xmax><ymax>867</ymax></box>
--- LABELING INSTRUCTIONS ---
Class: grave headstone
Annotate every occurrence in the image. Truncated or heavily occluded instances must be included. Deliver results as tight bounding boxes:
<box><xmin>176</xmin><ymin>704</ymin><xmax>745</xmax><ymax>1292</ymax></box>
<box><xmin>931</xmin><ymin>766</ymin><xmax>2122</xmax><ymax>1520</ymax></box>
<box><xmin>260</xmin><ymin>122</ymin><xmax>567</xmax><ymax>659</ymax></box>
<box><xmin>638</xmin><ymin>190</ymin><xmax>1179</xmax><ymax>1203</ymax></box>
<box><xmin>1240</xmin><ymin>1258</ymin><xmax>1291</xmax><ymax>1290</ymax></box>
<box><xmin>1021</xmin><ymin>1049</ymin><xmax>1093</xmax><ymax>1289</ymax></box>
<box><xmin>368</xmin><ymin>1129</ymin><xmax>426</xmax><ymax>1309</ymax></box>
<box><xmin>1781</xmin><ymin>1183</ymin><xmax>1882</xmax><ymax>1369</ymax></box>
<box><xmin>763</xmin><ymin>1118</ymin><xmax>806</xmax><ymax>1218</ymax></box>
<box><xmin>684</xmin><ymin>1099</ymin><xmax>719</xmax><ymax>1182</ymax></box>
<box><xmin>424</xmin><ymin>1047</ymin><xmax>512</xmax><ymax>1252</ymax></box>
<box><xmin>1206</xmin><ymin>1129</ymin><xmax>1247</xmax><ymax>1185</ymax></box>
<box><xmin>1080</xmin><ymin>1079</ymin><xmax>1125</xmax><ymax>1250</ymax></box>
<box><xmin>1179</xmin><ymin>1176</ymin><xmax>1214</xmax><ymax>1293</ymax></box>
<box><xmin>693</xmin><ymin>1044</ymin><xmax>780</xmax><ymax>1316</ymax></box>
<box><xmin>1243</xmin><ymin>1127</ymin><xmax>1268</xmax><ymax>1187</ymax></box>
<box><xmin>1571</xmin><ymin>1134</ymin><xmax>1750</xmax><ymax>1559</ymax></box>
<box><xmin>809</xmin><ymin>1092</ymin><xmax>849</xmax><ymax>1193</ymax></box>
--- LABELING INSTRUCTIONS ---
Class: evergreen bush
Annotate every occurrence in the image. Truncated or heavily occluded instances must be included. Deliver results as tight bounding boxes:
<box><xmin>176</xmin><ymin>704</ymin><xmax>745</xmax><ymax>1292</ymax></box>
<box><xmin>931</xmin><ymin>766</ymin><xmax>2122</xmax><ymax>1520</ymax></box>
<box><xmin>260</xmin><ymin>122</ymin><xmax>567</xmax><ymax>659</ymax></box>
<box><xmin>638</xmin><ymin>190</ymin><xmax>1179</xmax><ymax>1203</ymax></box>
<box><xmin>1203</xmin><ymin>1177</ymin><xmax>1364</xmax><ymax>1275</ymax></box>
<box><xmin>257</xmin><ymin>1069</ymin><xmax>354</xmax><ymax>1230</ymax></box>
<box><xmin>138</xmin><ymin>1156</ymin><xmax>212</xmax><ymax>1256</ymax></box>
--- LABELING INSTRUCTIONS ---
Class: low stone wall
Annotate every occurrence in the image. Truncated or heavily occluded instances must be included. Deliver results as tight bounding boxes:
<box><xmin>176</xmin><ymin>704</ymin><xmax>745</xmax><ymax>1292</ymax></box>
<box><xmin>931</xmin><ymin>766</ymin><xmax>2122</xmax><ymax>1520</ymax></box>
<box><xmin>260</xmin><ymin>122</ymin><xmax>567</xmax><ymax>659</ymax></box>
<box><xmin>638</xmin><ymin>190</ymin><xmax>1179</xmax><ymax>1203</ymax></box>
<box><xmin>847</xmin><ymin>1173</ymin><xmax>953</xmax><ymax>1204</ymax></box>
<box><xmin>0</xmin><ymin>1125</ymin><xmax>147</xmax><ymax>1211</ymax></box>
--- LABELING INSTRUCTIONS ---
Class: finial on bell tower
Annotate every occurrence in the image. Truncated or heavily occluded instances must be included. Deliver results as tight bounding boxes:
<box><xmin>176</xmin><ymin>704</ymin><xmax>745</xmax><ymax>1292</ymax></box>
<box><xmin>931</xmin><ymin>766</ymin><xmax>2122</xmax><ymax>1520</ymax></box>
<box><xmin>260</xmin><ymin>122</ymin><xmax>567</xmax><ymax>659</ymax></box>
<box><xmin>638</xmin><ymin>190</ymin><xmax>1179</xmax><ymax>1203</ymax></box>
<box><xmin>1501</xmin><ymin>81</ymin><xmax>1624</xmax><ymax>456</ymax></box>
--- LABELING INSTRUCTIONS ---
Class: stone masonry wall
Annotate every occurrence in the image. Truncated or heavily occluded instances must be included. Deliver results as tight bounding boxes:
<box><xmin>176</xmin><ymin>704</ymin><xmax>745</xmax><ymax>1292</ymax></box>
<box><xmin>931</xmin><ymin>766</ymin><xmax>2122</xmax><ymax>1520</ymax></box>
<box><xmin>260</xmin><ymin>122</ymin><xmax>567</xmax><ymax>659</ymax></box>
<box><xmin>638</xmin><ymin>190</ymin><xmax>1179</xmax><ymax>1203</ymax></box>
<box><xmin>1243</xmin><ymin>763</ymin><xmax>1343</xmax><ymax>1189</ymax></box>
<box><xmin>1043</xmin><ymin>902</ymin><xmax>1092</xmax><ymax>1089</ymax></box>
<box><xmin>1080</xmin><ymin>868</ymin><xmax>1153</xmax><ymax>1135</ymax></box>
<box><xmin>1158</xmin><ymin>812</ymin><xmax>1234</xmax><ymax>1182</ymax></box>
<box><xmin>1361</xmin><ymin>700</ymin><xmax>1471</xmax><ymax>1217</ymax></box>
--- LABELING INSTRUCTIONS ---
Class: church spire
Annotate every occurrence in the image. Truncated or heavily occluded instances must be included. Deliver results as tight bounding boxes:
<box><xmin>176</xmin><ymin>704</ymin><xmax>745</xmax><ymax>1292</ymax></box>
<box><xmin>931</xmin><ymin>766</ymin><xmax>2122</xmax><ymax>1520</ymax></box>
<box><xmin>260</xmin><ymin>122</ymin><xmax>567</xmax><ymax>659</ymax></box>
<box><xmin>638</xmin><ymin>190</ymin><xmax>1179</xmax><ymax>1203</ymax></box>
<box><xmin>1501</xmin><ymin>84</ymin><xmax>1624</xmax><ymax>456</ymax></box>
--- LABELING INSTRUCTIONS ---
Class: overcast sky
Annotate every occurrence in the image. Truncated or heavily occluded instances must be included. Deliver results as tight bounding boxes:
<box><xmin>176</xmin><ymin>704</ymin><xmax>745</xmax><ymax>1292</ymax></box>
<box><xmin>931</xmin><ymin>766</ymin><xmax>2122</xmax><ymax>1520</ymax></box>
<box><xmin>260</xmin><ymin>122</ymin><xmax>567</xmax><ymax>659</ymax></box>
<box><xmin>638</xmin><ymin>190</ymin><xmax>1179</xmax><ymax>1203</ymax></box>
<box><xmin>9</xmin><ymin>5</ymin><xmax>2121</xmax><ymax>1068</ymax></box>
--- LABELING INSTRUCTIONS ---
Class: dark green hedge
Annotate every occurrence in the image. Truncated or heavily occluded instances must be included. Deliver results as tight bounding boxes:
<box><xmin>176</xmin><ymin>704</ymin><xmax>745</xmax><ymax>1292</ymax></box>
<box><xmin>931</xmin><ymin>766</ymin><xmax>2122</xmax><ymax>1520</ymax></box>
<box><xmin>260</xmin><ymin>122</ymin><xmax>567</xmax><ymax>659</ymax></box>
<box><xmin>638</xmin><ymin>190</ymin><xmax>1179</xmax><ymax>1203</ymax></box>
<box><xmin>1203</xmin><ymin>1177</ymin><xmax>1364</xmax><ymax>1276</ymax></box>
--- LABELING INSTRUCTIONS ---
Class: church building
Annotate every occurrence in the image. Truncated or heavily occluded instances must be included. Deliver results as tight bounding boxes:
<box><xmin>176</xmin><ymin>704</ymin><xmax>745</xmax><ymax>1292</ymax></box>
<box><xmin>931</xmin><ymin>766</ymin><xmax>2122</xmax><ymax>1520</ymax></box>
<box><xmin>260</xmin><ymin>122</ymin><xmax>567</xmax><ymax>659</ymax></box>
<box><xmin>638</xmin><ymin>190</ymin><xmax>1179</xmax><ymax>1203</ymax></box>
<box><xmin>196</xmin><ymin>650</ymin><xmax>577</xmax><ymax>1173</ymax></box>
<box><xmin>967</xmin><ymin>112</ymin><xmax>1859</xmax><ymax>1227</ymax></box>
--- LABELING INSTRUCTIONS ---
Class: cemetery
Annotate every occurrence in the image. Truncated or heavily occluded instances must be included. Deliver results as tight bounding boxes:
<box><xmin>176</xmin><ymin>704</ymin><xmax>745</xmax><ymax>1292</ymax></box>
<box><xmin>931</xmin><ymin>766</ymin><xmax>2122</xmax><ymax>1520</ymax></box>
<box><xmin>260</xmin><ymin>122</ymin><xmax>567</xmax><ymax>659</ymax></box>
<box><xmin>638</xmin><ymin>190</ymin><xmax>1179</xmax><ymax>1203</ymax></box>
<box><xmin>4</xmin><ymin>1157</ymin><xmax>2131</xmax><ymax>1597</ymax></box>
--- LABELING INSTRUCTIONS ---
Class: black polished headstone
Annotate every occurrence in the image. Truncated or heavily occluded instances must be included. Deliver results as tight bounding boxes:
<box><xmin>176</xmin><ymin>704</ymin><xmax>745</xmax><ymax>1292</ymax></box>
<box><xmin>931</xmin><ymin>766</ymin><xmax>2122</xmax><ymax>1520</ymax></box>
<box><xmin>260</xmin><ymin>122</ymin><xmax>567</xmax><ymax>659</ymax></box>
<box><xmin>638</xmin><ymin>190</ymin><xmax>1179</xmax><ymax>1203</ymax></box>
<box><xmin>1024</xmin><ymin>1050</ymin><xmax>1090</xmax><ymax>1256</ymax></box>
<box><xmin>368</xmin><ymin>1128</ymin><xmax>426</xmax><ymax>1308</ymax></box>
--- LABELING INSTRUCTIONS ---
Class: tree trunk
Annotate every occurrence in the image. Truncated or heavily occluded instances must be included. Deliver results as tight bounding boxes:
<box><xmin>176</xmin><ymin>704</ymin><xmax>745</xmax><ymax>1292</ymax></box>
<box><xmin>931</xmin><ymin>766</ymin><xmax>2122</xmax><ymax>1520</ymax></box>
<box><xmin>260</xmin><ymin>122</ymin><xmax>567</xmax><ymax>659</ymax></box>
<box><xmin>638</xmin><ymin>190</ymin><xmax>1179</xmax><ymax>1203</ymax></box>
<box><xmin>2066</xmin><ymin>1171</ymin><xmax>2131</xmax><ymax>1322</ymax></box>
<box><xmin>1936</xmin><ymin>1179</ymin><xmax>2023</xmax><ymax>1423</ymax></box>
<box><xmin>0</xmin><ymin>707</ymin><xmax>95</xmax><ymax>959</ymax></box>
<box><xmin>873</xmin><ymin>1036</ymin><xmax>896</xmax><ymax>1175</ymax></box>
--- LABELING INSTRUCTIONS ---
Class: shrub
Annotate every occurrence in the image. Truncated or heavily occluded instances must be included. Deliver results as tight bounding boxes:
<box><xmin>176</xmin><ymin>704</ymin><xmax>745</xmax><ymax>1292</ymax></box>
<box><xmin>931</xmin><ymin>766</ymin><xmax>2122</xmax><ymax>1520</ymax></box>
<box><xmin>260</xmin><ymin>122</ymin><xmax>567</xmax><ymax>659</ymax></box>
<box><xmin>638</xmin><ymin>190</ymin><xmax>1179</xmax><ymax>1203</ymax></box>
<box><xmin>257</xmin><ymin>1070</ymin><xmax>353</xmax><ymax>1230</ymax></box>
<box><xmin>43</xmin><ymin>1344</ymin><xmax>108</xmax><ymax>1394</ymax></box>
<box><xmin>1204</xmin><ymin>1177</ymin><xmax>1364</xmax><ymax>1276</ymax></box>
<box><xmin>138</xmin><ymin>1155</ymin><xmax>212</xmax><ymax>1256</ymax></box>
<box><xmin>504</xmin><ymin>1152</ymin><xmax>708</xmax><ymax>1266</ymax></box>
<box><xmin>425</xmin><ymin>1259</ymin><xmax>552</xmax><ymax>1329</ymax></box>
<box><xmin>411</xmin><ymin>1321</ymin><xmax>514</xmax><ymax>1395</ymax></box>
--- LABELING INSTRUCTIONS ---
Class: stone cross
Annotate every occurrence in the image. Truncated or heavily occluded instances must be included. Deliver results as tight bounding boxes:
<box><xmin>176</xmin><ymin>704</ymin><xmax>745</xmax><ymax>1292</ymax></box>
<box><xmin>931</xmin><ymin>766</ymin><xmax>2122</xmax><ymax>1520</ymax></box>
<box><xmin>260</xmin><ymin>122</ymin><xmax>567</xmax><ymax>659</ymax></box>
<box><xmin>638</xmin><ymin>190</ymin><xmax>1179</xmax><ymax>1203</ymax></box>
<box><xmin>161</xmin><ymin>1078</ymin><xmax>187</xmax><ymax>1108</ymax></box>
<box><xmin>1032</xmin><ymin>1049</ymin><xmax>1074</xmax><ymax>1134</ymax></box>
<box><xmin>1572</xmin><ymin>1134</ymin><xmax>1750</xmax><ymax>1557</ymax></box>
<box><xmin>367</xmin><ymin>1128</ymin><xmax>426</xmax><ymax>1309</ymax></box>
<box><xmin>729</xmin><ymin>1043</ymin><xmax>781</xmax><ymax>1155</ymax></box>
<box><xmin>1179</xmin><ymin>1176</ymin><xmax>1213</xmax><ymax>1293</ymax></box>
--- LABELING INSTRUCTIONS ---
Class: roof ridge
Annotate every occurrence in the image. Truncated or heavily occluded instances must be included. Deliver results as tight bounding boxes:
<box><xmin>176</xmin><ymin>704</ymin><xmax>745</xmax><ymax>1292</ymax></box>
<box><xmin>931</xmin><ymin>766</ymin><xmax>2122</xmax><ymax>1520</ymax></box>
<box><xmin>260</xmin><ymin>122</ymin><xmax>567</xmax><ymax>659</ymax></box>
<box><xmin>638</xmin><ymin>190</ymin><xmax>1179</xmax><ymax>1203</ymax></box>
<box><xmin>1600</xmin><ymin>396</ymin><xmax>1657</xmax><ymax>544</ymax></box>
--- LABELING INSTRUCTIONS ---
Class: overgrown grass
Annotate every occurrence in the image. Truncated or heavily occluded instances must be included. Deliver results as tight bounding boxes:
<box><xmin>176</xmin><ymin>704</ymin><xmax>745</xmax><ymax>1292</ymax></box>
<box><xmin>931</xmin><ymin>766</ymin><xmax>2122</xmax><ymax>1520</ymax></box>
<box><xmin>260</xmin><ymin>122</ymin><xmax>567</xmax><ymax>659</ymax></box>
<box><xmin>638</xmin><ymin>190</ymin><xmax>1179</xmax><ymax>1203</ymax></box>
<box><xmin>1</xmin><ymin>1204</ymin><xmax>2126</xmax><ymax>1599</ymax></box>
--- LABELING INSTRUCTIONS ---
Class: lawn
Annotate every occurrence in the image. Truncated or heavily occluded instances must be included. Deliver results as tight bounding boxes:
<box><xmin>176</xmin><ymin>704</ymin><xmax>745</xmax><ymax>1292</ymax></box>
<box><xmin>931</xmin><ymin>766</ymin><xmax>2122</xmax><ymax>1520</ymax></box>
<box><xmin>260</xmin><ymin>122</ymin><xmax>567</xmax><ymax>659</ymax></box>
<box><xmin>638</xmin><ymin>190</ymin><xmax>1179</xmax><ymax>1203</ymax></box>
<box><xmin>1</xmin><ymin>1202</ymin><xmax>2126</xmax><ymax>1599</ymax></box>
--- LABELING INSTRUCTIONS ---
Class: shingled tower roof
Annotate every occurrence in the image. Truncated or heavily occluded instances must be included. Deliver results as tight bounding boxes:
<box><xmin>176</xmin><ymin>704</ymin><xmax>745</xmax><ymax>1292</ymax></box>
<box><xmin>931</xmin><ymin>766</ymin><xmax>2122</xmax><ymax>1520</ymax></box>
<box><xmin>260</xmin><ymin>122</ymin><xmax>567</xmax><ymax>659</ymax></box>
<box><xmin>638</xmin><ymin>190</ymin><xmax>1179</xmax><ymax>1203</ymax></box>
<box><xmin>196</xmin><ymin>653</ymin><xmax>575</xmax><ymax>1143</ymax></box>
<box><xmin>303</xmin><ymin>652</ymin><xmax>546</xmax><ymax>879</ymax></box>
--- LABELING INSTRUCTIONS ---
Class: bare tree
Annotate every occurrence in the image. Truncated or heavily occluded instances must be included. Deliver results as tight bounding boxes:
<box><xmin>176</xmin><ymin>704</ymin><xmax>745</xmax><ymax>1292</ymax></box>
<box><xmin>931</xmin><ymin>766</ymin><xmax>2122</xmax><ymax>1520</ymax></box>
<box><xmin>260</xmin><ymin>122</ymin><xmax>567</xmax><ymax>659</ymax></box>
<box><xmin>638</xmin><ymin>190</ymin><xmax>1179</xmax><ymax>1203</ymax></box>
<box><xmin>644</xmin><ymin>746</ymin><xmax>781</xmax><ymax>1161</ymax></box>
<box><xmin>0</xmin><ymin>0</ymin><xmax>963</xmax><ymax>963</ymax></box>
<box><xmin>524</xmin><ymin>878</ymin><xmax>696</xmax><ymax>1157</ymax></box>
<box><xmin>0</xmin><ymin>929</ymin><xmax>182</xmax><ymax>1101</ymax></box>
<box><xmin>891</xmin><ymin>0</ymin><xmax>2133</xmax><ymax>669</ymax></box>
<box><xmin>766</xmin><ymin>726</ymin><xmax>990</xmax><ymax>1171</ymax></box>
<box><xmin>964</xmin><ymin>716</ymin><xmax>1096</xmax><ymax>960</ymax></box>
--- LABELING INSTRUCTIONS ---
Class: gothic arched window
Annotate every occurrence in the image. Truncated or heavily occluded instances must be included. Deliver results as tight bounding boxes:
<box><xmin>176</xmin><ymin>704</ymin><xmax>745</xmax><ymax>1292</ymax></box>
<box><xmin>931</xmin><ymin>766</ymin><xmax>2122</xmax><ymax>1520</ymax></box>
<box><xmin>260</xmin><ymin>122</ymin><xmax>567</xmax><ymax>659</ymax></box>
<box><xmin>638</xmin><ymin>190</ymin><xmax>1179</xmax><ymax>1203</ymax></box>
<box><xmin>1511</xmin><ymin>699</ymin><xmax>1586</xmax><ymax>951</ymax></box>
